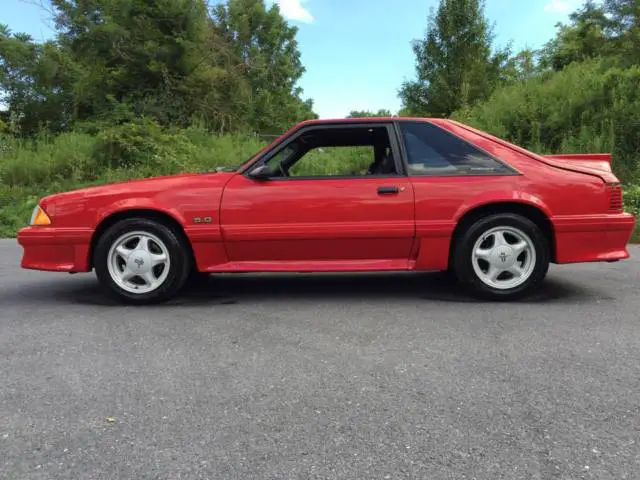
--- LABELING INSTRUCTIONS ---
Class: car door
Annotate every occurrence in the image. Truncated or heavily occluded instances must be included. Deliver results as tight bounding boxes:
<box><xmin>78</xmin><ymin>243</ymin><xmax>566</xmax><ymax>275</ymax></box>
<box><xmin>219</xmin><ymin>122</ymin><xmax>416</xmax><ymax>269</ymax></box>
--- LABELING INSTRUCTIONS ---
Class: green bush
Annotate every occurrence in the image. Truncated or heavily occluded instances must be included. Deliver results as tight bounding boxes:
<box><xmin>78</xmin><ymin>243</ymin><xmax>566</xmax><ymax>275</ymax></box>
<box><xmin>625</xmin><ymin>185</ymin><xmax>640</xmax><ymax>243</ymax></box>
<box><xmin>91</xmin><ymin>121</ymin><xmax>269</xmax><ymax>176</ymax></box>
<box><xmin>92</xmin><ymin>119</ymin><xmax>197</xmax><ymax>173</ymax></box>
<box><xmin>453</xmin><ymin>59</ymin><xmax>640</xmax><ymax>182</ymax></box>
<box><xmin>0</xmin><ymin>186</ymin><xmax>36</xmax><ymax>237</ymax></box>
<box><xmin>0</xmin><ymin>132</ymin><xmax>96</xmax><ymax>187</ymax></box>
<box><xmin>624</xmin><ymin>184</ymin><xmax>640</xmax><ymax>217</ymax></box>
<box><xmin>182</xmin><ymin>127</ymin><xmax>266</xmax><ymax>171</ymax></box>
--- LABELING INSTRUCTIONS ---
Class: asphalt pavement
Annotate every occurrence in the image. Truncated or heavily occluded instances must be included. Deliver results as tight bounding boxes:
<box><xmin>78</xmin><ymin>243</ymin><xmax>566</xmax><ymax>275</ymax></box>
<box><xmin>1</xmin><ymin>238</ymin><xmax>639</xmax><ymax>479</ymax></box>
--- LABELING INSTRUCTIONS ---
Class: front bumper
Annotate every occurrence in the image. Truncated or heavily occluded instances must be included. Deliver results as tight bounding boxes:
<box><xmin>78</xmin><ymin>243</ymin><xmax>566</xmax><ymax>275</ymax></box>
<box><xmin>553</xmin><ymin>213</ymin><xmax>636</xmax><ymax>263</ymax></box>
<box><xmin>17</xmin><ymin>226</ymin><xmax>94</xmax><ymax>272</ymax></box>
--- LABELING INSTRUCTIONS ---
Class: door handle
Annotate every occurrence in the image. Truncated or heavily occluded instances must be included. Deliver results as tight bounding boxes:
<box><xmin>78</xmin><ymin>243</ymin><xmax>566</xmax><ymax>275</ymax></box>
<box><xmin>377</xmin><ymin>185</ymin><xmax>399</xmax><ymax>195</ymax></box>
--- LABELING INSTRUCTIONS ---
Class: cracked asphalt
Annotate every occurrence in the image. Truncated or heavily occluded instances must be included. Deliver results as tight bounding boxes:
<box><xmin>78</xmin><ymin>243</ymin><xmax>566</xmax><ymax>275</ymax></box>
<box><xmin>1</xmin><ymin>239</ymin><xmax>639</xmax><ymax>479</ymax></box>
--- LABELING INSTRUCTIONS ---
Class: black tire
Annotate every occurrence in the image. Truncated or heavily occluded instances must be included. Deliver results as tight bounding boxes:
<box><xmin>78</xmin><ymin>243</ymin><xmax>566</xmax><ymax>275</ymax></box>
<box><xmin>94</xmin><ymin>218</ymin><xmax>192</xmax><ymax>304</ymax></box>
<box><xmin>452</xmin><ymin>213</ymin><xmax>550</xmax><ymax>300</ymax></box>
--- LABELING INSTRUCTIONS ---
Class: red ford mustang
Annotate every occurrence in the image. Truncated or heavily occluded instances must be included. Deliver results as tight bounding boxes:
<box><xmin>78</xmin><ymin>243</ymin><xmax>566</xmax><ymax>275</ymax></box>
<box><xmin>17</xmin><ymin>117</ymin><xmax>636</xmax><ymax>304</ymax></box>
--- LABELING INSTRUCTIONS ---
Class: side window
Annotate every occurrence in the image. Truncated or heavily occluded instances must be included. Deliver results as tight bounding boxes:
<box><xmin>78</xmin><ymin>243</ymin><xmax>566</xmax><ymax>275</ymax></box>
<box><xmin>288</xmin><ymin>146</ymin><xmax>373</xmax><ymax>176</ymax></box>
<box><xmin>399</xmin><ymin>121</ymin><xmax>514</xmax><ymax>176</ymax></box>
<box><xmin>263</xmin><ymin>125</ymin><xmax>398</xmax><ymax>178</ymax></box>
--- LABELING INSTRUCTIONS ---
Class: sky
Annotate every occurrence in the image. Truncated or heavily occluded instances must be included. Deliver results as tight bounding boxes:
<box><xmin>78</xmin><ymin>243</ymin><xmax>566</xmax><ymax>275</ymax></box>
<box><xmin>2</xmin><ymin>0</ymin><xmax>586</xmax><ymax>118</ymax></box>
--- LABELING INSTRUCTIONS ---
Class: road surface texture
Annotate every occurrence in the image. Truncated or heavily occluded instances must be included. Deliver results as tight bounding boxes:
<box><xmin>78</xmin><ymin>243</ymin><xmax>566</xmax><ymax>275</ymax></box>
<box><xmin>1</xmin><ymin>239</ymin><xmax>639</xmax><ymax>479</ymax></box>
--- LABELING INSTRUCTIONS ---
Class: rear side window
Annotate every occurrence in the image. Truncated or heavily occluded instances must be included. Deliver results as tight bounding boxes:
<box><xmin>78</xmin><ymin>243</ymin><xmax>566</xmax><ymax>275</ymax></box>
<box><xmin>399</xmin><ymin>121</ymin><xmax>515</xmax><ymax>176</ymax></box>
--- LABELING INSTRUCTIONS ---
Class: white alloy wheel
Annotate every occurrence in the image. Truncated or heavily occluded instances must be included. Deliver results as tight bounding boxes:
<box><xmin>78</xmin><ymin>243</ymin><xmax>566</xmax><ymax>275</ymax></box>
<box><xmin>471</xmin><ymin>226</ymin><xmax>536</xmax><ymax>290</ymax></box>
<box><xmin>106</xmin><ymin>231</ymin><xmax>171</xmax><ymax>294</ymax></box>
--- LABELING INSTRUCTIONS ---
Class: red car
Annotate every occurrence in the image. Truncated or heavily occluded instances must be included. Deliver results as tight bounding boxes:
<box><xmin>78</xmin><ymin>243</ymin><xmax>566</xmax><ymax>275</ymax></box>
<box><xmin>17</xmin><ymin>117</ymin><xmax>636</xmax><ymax>304</ymax></box>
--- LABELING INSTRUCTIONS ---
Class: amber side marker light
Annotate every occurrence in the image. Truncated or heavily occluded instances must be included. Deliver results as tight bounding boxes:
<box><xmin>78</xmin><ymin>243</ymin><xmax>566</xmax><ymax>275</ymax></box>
<box><xmin>30</xmin><ymin>205</ymin><xmax>52</xmax><ymax>226</ymax></box>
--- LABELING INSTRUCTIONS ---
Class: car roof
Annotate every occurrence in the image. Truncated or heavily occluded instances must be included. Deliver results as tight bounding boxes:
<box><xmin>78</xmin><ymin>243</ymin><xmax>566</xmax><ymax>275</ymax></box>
<box><xmin>294</xmin><ymin>117</ymin><xmax>441</xmax><ymax>127</ymax></box>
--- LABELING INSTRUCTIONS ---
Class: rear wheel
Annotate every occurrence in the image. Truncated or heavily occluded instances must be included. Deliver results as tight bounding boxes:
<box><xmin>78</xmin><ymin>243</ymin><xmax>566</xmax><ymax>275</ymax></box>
<box><xmin>94</xmin><ymin>218</ymin><xmax>192</xmax><ymax>304</ymax></box>
<box><xmin>452</xmin><ymin>213</ymin><xmax>550</xmax><ymax>300</ymax></box>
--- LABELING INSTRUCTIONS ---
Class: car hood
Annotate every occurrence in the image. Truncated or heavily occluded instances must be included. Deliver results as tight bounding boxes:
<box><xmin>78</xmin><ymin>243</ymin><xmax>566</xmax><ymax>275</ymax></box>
<box><xmin>40</xmin><ymin>171</ymin><xmax>233</xmax><ymax>211</ymax></box>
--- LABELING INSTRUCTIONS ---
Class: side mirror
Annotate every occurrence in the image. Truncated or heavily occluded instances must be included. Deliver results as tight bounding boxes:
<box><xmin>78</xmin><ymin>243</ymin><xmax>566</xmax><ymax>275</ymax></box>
<box><xmin>247</xmin><ymin>164</ymin><xmax>272</xmax><ymax>180</ymax></box>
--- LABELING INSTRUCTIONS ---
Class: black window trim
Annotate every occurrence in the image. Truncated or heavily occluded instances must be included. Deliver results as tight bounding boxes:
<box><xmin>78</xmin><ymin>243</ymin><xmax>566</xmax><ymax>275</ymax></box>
<box><xmin>395</xmin><ymin>119</ymin><xmax>522</xmax><ymax>177</ymax></box>
<box><xmin>240</xmin><ymin>121</ymin><xmax>408</xmax><ymax>181</ymax></box>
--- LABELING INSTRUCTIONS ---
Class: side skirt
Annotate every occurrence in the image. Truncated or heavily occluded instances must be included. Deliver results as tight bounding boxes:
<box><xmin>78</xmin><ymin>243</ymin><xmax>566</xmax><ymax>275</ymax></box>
<box><xmin>201</xmin><ymin>259</ymin><xmax>415</xmax><ymax>273</ymax></box>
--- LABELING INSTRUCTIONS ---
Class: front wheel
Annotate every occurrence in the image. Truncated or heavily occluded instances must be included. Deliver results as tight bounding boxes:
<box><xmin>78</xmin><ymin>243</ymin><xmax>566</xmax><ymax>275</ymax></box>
<box><xmin>94</xmin><ymin>218</ymin><xmax>192</xmax><ymax>304</ymax></box>
<box><xmin>452</xmin><ymin>213</ymin><xmax>550</xmax><ymax>300</ymax></box>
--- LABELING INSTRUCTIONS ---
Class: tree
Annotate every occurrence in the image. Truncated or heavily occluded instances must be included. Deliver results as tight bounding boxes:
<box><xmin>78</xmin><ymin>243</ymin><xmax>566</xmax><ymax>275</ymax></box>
<box><xmin>1</xmin><ymin>0</ymin><xmax>316</xmax><ymax>135</ymax></box>
<box><xmin>0</xmin><ymin>25</ymin><xmax>74</xmax><ymax>135</ymax></box>
<box><xmin>50</xmin><ymin>0</ymin><xmax>213</xmax><ymax>127</ymax></box>
<box><xmin>605</xmin><ymin>0</ymin><xmax>640</xmax><ymax>33</ymax></box>
<box><xmin>399</xmin><ymin>0</ymin><xmax>509</xmax><ymax>117</ymax></box>
<box><xmin>538</xmin><ymin>0</ymin><xmax>611</xmax><ymax>72</ymax></box>
<box><xmin>603</xmin><ymin>0</ymin><xmax>640</xmax><ymax>65</ymax></box>
<box><xmin>347</xmin><ymin>109</ymin><xmax>393</xmax><ymax>118</ymax></box>
<box><xmin>508</xmin><ymin>48</ymin><xmax>540</xmax><ymax>82</ymax></box>
<box><xmin>210</xmin><ymin>0</ymin><xmax>316</xmax><ymax>133</ymax></box>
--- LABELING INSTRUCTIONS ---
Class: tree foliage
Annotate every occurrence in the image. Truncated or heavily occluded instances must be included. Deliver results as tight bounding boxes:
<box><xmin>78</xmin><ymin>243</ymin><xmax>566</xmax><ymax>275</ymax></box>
<box><xmin>346</xmin><ymin>109</ymin><xmax>393</xmax><ymax>118</ymax></box>
<box><xmin>399</xmin><ymin>0</ymin><xmax>511</xmax><ymax>117</ymax></box>
<box><xmin>209</xmin><ymin>0</ymin><xmax>316</xmax><ymax>134</ymax></box>
<box><xmin>0</xmin><ymin>0</ymin><xmax>316</xmax><ymax>136</ymax></box>
<box><xmin>538</xmin><ymin>0</ymin><xmax>612</xmax><ymax>71</ymax></box>
<box><xmin>537</xmin><ymin>0</ymin><xmax>640</xmax><ymax>71</ymax></box>
<box><xmin>399</xmin><ymin>0</ymin><xmax>640</xmax><ymax>124</ymax></box>
<box><xmin>0</xmin><ymin>25</ymin><xmax>75</xmax><ymax>135</ymax></box>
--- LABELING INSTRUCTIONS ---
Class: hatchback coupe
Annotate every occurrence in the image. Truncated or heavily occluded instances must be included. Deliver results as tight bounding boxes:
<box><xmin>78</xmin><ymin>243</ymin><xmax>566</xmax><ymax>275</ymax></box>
<box><xmin>17</xmin><ymin>117</ymin><xmax>636</xmax><ymax>303</ymax></box>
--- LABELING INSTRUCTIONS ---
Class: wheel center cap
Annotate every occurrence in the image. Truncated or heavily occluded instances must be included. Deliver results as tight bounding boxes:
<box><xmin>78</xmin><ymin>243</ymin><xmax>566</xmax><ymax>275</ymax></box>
<box><xmin>127</xmin><ymin>249</ymin><xmax>151</xmax><ymax>274</ymax></box>
<box><xmin>492</xmin><ymin>246</ymin><xmax>515</xmax><ymax>268</ymax></box>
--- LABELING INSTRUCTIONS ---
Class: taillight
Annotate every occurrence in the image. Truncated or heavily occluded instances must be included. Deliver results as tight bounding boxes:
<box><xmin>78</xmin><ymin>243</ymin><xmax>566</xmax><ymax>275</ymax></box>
<box><xmin>607</xmin><ymin>184</ymin><xmax>623</xmax><ymax>212</ymax></box>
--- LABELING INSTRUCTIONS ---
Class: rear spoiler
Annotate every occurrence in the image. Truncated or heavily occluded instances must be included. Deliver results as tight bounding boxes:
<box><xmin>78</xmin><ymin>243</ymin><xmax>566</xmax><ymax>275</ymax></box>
<box><xmin>543</xmin><ymin>153</ymin><xmax>613</xmax><ymax>174</ymax></box>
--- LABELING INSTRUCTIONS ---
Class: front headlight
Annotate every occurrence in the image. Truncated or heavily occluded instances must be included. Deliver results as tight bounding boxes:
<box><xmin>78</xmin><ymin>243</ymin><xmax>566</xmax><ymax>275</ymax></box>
<box><xmin>29</xmin><ymin>204</ymin><xmax>52</xmax><ymax>226</ymax></box>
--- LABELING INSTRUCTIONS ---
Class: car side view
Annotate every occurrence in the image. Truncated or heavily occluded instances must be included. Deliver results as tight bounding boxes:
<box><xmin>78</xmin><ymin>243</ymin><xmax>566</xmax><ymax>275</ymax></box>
<box><xmin>17</xmin><ymin>117</ymin><xmax>636</xmax><ymax>304</ymax></box>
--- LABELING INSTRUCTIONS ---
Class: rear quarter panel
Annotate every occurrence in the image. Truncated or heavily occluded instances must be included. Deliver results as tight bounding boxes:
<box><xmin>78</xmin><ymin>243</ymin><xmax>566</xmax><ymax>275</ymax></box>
<box><xmin>411</xmin><ymin>120</ymin><xmax>610</xmax><ymax>270</ymax></box>
<box><xmin>429</xmin><ymin>120</ymin><xmax>609</xmax><ymax>216</ymax></box>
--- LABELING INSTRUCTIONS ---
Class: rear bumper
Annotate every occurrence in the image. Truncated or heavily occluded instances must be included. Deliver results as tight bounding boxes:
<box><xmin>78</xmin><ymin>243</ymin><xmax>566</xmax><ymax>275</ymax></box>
<box><xmin>17</xmin><ymin>226</ymin><xmax>93</xmax><ymax>272</ymax></box>
<box><xmin>553</xmin><ymin>213</ymin><xmax>636</xmax><ymax>263</ymax></box>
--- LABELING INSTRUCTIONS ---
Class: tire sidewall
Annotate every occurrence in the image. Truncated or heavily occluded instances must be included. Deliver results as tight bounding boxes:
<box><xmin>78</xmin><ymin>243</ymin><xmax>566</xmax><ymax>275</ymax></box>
<box><xmin>94</xmin><ymin>218</ymin><xmax>191</xmax><ymax>304</ymax></box>
<box><xmin>453</xmin><ymin>213</ymin><xmax>550</xmax><ymax>300</ymax></box>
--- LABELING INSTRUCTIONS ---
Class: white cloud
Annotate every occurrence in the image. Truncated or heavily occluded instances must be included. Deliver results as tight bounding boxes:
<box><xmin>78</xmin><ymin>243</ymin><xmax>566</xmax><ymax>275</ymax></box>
<box><xmin>543</xmin><ymin>0</ymin><xmax>579</xmax><ymax>14</ymax></box>
<box><xmin>275</xmin><ymin>0</ymin><xmax>314</xmax><ymax>23</ymax></box>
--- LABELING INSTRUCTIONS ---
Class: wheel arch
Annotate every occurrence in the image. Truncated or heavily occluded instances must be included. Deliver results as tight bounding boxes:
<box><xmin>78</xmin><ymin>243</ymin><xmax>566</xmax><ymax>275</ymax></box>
<box><xmin>88</xmin><ymin>209</ymin><xmax>195</xmax><ymax>269</ymax></box>
<box><xmin>448</xmin><ymin>201</ymin><xmax>556</xmax><ymax>269</ymax></box>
